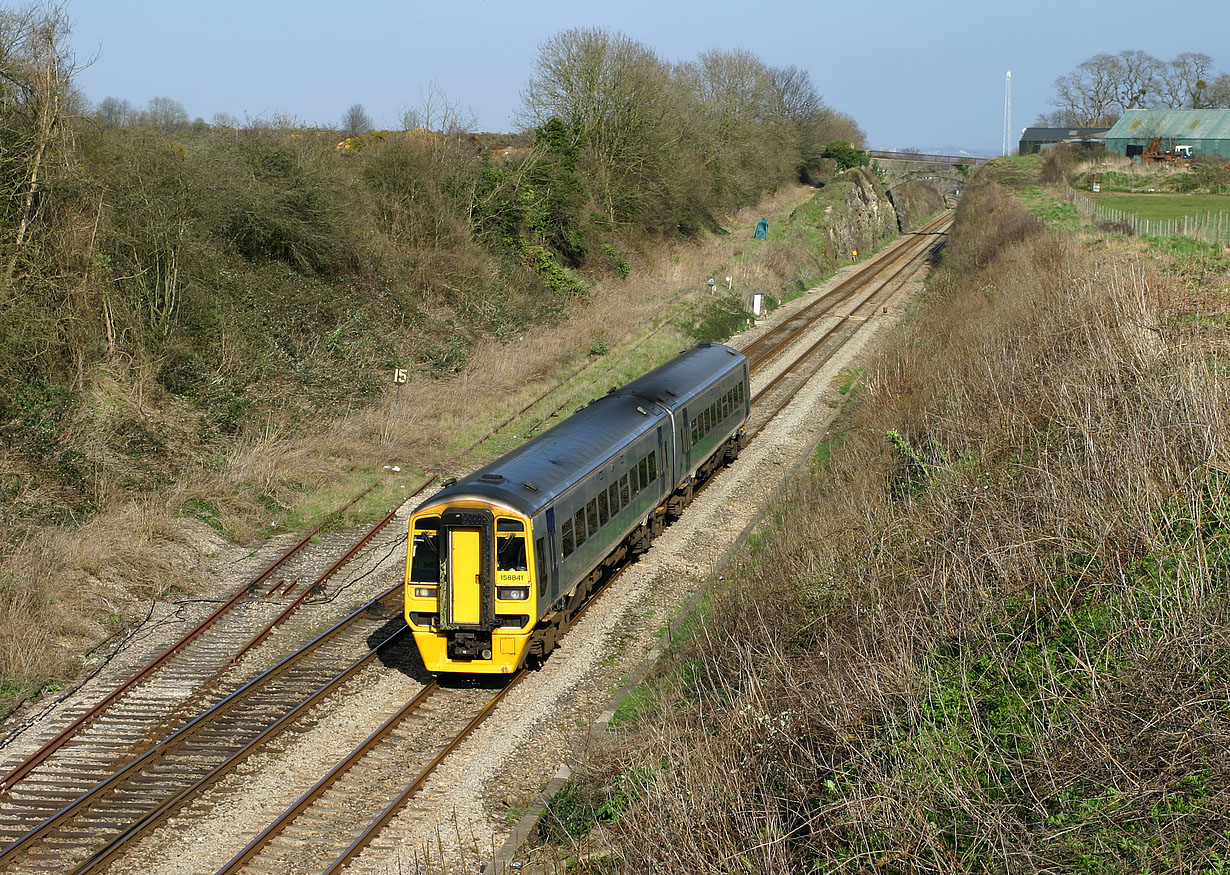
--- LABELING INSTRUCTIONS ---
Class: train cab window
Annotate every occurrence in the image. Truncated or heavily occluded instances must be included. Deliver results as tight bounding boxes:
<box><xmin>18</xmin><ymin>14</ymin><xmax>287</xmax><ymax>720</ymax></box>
<box><xmin>586</xmin><ymin>499</ymin><xmax>599</xmax><ymax>536</ymax></box>
<box><xmin>409</xmin><ymin>519</ymin><xmax>440</xmax><ymax>583</ymax></box>
<box><xmin>619</xmin><ymin>475</ymin><xmax>631</xmax><ymax>507</ymax></box>
<box><xmin>561</xmin><ymin>519</ymin><xmax>575</xmax><ymax>558</ymax></box>
<box><xmin>497</xmin><ymin>534</ymin><xmax>527</xmax><ymax>571</ymax></box>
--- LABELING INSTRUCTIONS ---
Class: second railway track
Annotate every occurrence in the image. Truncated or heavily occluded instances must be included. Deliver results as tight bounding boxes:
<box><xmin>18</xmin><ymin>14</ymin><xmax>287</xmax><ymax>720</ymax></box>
<box><xmin>0</xmin><ymin>212</ymin><xmax>951</xmax><ymax>874</ymax></box>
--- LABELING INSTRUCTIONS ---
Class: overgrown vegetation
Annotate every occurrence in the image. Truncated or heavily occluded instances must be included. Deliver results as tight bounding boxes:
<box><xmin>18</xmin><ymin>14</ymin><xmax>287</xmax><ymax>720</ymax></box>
<box><xmin>0</xmin><ymin>5</ymin><xmax>900</xmax><ymax>718</ymax></box>
<box><xmin>543</xmin><ymin>163</ymin><xmax>1230</xmax><ymax>871</ymax></box>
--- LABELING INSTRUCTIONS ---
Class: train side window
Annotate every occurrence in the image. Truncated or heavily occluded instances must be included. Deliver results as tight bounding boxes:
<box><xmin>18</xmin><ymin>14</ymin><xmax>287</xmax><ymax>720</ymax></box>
<box><xmin>574</xmin><ymin>509</ymin><xmax>587</xmax><ymax>546</ymax></box>
<box><xmin>638</xmin><ymin>458</ymin><xmax>648</xmax><ymax>489</ymax></box>
<box><xmin>561</xmin><ymin>519</ymin><xmax>575</xmax><ymax>558</ymax></box>
<box><xmin>648</xmin><ymin>451</ymin><xmax>658</xmax><ymax>481</ymax></box>
<box><xmin>597</xmin><ymin>491</ymin><xmax>609</xmax><ymax>526</ymax></box>
<box><xmin>586</xmin><ymin>500</ymin><xmax>599</xmax><ymax>536</ymax></box>
<box><xmin>409</xmin><ymin>531</ymin><xmax>440</xmax><ymax>583</ymax></box>
<box><xmin>535</xmin><ymin>538</ymin><xmax>548</xmax><ymax>596</ymax></box>
<box><xmin>608</xmin><ymin>483</ymin><xmax>620</xmax><ymax>515</ymax></box>
<box><xmin>620</xmin><ymin>474</ymin><xmax>631</xmax><ymax>506</ymax></box>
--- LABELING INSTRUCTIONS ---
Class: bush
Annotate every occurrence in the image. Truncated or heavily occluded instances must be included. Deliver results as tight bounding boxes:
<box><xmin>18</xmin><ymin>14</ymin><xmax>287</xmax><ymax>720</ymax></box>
<box><xmin>821</xmin><ymin>140</ymin><xmax>869</xmax><ymax>170</ymax></box>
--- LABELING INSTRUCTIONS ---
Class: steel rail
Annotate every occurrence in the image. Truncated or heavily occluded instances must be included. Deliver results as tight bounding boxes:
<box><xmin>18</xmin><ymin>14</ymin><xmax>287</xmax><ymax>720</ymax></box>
<box><xmin>66</xmin><ymin>624</ymin><xmax>414</xmax><ymax>875</ymax></box>
<box><xmin>748</xmin><ymin>223</ymin><xmax>947</xmax><ymax>438</ymax></box>
<box><xmin>0</xmin><ymin>585</ymin><xmax>404</xmax><ymax>870</ymax></box>
<box><xmin>0</xmin><ymin>483</ymin><xmax>378</xmax><ymax>797</ymax></box>
<box><xmin>214</xmin><ymin>680</ymin><xmax>443</xmax><ymax>874</ymax></box>
<box><xmin>741</xmin><ymin>212</ymin><xmax>950</xmax><ymax>369</ymax></box>
<box><xmin>750</xmin><ymin>219</ymin><xmax>950</xmax><ymax>408</ymax></box>
<box><xmin>322</xmin><ymin>671</ymin><xmax>529</xmax><ymax>875</ymax></box>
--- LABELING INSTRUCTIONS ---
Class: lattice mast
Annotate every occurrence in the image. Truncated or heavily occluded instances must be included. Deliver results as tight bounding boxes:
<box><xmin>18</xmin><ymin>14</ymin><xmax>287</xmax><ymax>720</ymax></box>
<box><xmin>1002</xmin><ymin>70</ymin><xmax>1013</xmax><ymax>156</ymax></box>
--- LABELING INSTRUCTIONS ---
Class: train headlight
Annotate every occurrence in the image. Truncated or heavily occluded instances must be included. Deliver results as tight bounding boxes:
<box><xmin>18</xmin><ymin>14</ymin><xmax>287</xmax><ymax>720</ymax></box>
<box><xmin>413</xmin><ymin>586</ymin><xmax>438</xmax><ymax>599</ymax></box>
<box><xmin>497</xmin><ymin>586</ymin><xmax>529</xmax><ymax>601</ymax></box>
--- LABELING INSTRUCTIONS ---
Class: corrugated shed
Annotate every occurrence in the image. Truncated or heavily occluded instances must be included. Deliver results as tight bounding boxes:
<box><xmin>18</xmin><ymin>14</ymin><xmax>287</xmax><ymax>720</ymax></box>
<box><xmin>1106</xmin><ymin>109</ymin><xmax>1230</xmax><ymax>158</ymax></box>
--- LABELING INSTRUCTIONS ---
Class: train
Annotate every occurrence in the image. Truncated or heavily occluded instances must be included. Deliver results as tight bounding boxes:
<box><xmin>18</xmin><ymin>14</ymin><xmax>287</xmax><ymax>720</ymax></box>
<box><xmin>403</xmin><ymin>343</ymin><xmax>750</xmax><ymax>674</ymax></box>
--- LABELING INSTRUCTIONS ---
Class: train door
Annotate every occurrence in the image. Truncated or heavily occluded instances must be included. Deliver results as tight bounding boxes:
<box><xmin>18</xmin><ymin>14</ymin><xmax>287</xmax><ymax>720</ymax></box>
<box><xmin>546</xmin><ymin>508</ymin><xmax>559</xmax><ymax>599</ymax></box>
<box><xmin>439</xmin><ymin>508</ymin><xmax>494</xmax><ymax>629</ymax></box>
<box><xmin>656</xmin><ymin>425</ymin><xmax>669</xmax><ymax>490</ymax></box>
<box><xmin>679</xmin><ymin>406</ymin><xmax>692</xmax><ymax>476</ymax></box>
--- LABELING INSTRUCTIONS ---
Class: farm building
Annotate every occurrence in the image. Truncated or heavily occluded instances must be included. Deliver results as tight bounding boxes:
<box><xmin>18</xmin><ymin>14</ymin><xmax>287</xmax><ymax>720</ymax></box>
<box><xmin>1105</xmin><ymin>109</ymin><xmax>1230</xmax><ymax>160</ymax></box>
<box><xmin>1018</xmin><ymin>126</ymin><xmax>1109</xmax><ymax>155</ymax></box>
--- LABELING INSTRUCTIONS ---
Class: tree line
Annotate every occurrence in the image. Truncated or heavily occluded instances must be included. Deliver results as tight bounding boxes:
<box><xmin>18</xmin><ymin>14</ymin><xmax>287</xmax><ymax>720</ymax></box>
<box><xmin>0</xmin><ymin>6</ymin><xmax>870</xmax><ymax>526</ymax></box>
<box><xmin>1041</xmin><ymin>50</ymin><xmax>1230</xmax><ymax>127</ymax></box>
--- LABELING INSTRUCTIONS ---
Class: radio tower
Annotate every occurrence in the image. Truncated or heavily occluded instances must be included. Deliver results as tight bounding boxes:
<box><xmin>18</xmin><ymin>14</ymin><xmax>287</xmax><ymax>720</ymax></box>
<box><xmin>1002</xmin><ymin>70</ymin><xmax>1013</xmax><ymax>156</ymax></box>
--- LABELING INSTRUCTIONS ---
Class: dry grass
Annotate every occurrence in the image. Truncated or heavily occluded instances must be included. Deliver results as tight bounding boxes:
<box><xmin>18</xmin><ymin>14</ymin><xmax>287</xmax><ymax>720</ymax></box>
<box><xmin>549</xmin><ymin>176</ymin><xmax>1230</xmax><ymax>872</ymax></box>
<box><xmin>0</xmin><ymin>185</ymin><xmax>822</xmax><ymax>719</ymax></box>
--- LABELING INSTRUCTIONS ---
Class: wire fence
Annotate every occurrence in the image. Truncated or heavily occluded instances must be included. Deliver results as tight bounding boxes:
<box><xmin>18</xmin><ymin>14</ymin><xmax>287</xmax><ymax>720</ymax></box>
<box><xmin>1061</xmin><ymin>183</ymin><xmax>1230</xmax><ymax>244</ymax></box>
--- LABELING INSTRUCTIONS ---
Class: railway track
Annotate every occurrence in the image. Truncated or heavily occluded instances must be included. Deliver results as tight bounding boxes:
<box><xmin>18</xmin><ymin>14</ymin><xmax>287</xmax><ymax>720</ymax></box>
<box><xmin>0</xmin><ymin>588</ymin><xmax>411</xmax><ymax>873</ymax></box>
<box><xmin>0</xmin><ymin>213</ymin><xmax>950</xmax><ymax>873</ymax></box>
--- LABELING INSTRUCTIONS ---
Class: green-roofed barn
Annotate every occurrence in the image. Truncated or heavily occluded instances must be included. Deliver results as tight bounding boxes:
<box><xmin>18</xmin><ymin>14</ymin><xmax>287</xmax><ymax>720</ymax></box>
<box><xmin>1105</xmin><ymin>109</ymin><xmax>1230</xmax><ymax>160</ymax></box>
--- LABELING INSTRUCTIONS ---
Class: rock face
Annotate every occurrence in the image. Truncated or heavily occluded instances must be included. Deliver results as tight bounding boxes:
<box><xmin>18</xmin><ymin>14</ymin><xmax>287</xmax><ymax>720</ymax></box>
<box><xmin>886</xmin><ymin>179</ymin><xmax>948</xmax><ymax>232</ymax></box>
<box><xmin>795</xmin><ymin>167</ymin><xmax>912</xmax><ymax>268</ymax></box>
<box><xmin>829</xmin><ymin>166</ymin><xmax>903</xmax><ymax>256</ymax></box>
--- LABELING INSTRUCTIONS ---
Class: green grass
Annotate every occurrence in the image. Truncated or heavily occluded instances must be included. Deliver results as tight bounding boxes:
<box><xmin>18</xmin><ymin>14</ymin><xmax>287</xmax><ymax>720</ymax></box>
<box><xmin>1018</xmin><ymin>186</ymin><xmax>1082</xmax><ymax>231</ymax></box>
<box><xmin>1085</xmin><ymin>192</ymin><xmax>1230</xmax><ymax>221</ymax></box>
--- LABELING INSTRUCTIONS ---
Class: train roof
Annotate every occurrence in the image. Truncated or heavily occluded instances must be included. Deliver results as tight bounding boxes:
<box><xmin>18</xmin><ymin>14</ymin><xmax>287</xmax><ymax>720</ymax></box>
<box><xmin>413</xmin><ymin>344</ymin><xmax>746</xmax><ymax>519</ymax></box>
<box><xmin>610</xmin><ymin>343</ymin><xmax>745</xmax><ymax>414</ymax></box>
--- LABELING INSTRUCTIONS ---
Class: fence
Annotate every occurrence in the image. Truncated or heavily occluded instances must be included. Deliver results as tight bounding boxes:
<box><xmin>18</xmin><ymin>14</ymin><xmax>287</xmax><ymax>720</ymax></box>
<box><xmin>1060</xmin><ymin>183</ymin><xmax>1230</xmax><ymax>244</ymax></box>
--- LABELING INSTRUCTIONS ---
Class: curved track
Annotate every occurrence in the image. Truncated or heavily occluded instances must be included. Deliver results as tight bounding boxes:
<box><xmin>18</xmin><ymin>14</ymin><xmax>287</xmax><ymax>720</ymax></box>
<box><xmin>0</xmin><ymin>212</ymin><xmax>950</xmax><ymax>874</ymax></box>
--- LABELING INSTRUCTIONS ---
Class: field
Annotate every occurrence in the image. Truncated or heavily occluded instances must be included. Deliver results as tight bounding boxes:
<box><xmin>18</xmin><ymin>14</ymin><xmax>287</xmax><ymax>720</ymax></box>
<box><xmin>1085</xmin><ymin>191</ymin><xmax>1230</xmax><ymax>219</ymax></box>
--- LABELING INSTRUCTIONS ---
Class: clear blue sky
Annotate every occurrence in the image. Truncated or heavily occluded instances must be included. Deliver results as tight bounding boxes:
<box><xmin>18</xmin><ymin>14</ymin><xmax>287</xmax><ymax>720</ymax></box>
<box><xmin>66</xmin><ymin>0</ymin><xmax>1230</xmax><ymax>155</ymax></box>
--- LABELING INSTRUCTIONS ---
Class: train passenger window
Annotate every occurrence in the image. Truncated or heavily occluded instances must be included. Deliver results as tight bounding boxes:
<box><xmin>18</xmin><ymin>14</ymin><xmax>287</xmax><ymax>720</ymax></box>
<box><xmin>497</xmin><ymin>534</ymin><xmax>527</xmax><ymax>571</ymax></box>
<box><xmin>648</xmin><ymin>451</ymin><xmax>658</xmax><ymax>481</ymax></box>
<box><xmin>637</xmin><ymin>458</ymin><xmax>648</xmax><ymax>489</ymax></box>
<box><xmin>586</xmin><ymin>500</ymin><xmax>599</xmax><ymax>536</ymax></box>
<box><xmin>597</xmin><ymin>491</ymin><xmax>608</xmax><ymax>526</ymax></box>
<box><xmin>573</xmin><ymin>509</ymin><xmax>587</xmax><ymax>546</ymax></box>
<box><xmin>410</xmin><ymin>531</ymin><xmax>440</xmax><ymax>583</ymax></box>
<box><xmin>561</xmin><ymin>520</ymin><xmax>575</xmax><ymax>558</ymax></box>
<box><xmin>535</xmin><ymin>538</ymin><xmax>547</xmax><ymax>596</ymax></box>
<box><xmin>620</xmin><ymin>474</ymin><xmax>631</xmax><ymax>506</ymax></box>
<box><xmin>608</xmin><ymin>483</ymin><xmax>620</xmax><ymax>515</ymax></box>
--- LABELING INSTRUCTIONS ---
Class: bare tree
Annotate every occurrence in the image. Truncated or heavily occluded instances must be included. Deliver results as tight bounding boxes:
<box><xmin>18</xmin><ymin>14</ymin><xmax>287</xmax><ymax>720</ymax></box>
<box><xmin>0</xmin><ymin>2</ymin><xmax>80</xmax><ymax>279</ymax></box>
<box><xmin>1207</xmin><ymin>73</ymin><xmax>1230</xmax><ymax>108</ymax></box>
<box><xmin>1050</xmin><ymin>50</ymin><xmax>1229</xmax><ymax>122</ymax></box>
<box><xmin>399</xmin><ymin>80</ymin><xmax>474</xmax><ymax>136</ymax></box>
<box><xmin>1158</xmin><ymin>52</ymin><xmax>1214</xmax><ymax>108</ymax></box>
<box><xmin>1113</xmin><ymin>50</ymin><xmax>1161</xmax><ymax>111</ymax></box>
<box><xmin>144</xmin><ymin>96</ymin><xmax>187</xmax><ymax>132</ymax></box>
<box><xmin>1052</xmin><ymin>53</ymin><xmax>1126</xmax><ymax>125</ymax></box>
<box><xmin>95</xmin><ymin>95</ymin><xmax>133</xmax><ymax>127</ymax></box>
<box><xmin>342</xmin><ymin>103</ymin><xmax>372</xmax><ymax>135</ymax></box>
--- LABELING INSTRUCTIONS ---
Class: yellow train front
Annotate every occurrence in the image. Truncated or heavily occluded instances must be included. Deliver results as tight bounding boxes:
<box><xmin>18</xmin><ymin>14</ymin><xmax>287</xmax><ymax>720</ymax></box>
<box><xmin>404</xmin><ymin>343</ymin><xmax>750</xmax><ymax>674</ymax></box>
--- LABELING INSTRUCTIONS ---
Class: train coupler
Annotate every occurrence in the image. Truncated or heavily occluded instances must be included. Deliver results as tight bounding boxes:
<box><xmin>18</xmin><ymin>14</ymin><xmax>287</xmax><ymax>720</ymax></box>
<box><xmin>447</xmin><ymin>631</ymin><xmax>493</xmax><ymax>660</ymax></box>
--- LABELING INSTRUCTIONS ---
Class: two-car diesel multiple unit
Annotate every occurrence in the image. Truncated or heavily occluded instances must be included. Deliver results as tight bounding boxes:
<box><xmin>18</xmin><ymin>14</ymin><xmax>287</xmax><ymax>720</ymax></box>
<box><xmin>404</xmin><ymin>343</ymin><xmax>750</xmax><ymax>674</ymax></box>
